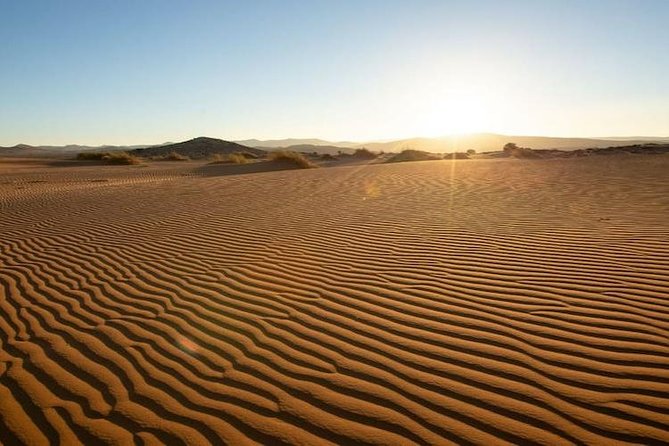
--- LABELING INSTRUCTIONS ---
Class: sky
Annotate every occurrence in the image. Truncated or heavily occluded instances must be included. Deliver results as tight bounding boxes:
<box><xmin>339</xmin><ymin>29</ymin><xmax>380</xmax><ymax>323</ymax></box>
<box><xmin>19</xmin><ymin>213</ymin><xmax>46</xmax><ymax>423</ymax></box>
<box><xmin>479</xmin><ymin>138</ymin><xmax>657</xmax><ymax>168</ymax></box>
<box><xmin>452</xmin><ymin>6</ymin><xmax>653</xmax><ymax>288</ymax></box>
<box><xmin>1</xmin><ymin>0</ymin><xmax>668</xmax><ymax>146</ymax></box>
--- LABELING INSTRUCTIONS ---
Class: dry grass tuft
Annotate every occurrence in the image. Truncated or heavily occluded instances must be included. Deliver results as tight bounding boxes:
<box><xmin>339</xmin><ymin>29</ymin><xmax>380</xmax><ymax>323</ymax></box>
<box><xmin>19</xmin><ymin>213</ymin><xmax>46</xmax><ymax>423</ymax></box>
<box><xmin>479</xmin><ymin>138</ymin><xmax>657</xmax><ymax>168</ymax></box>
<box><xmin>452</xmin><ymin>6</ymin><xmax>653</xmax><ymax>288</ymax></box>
<box><xmin>352</xmin><ymin>148</ymin><xmax>377</xmax><ymax>159</ymax></box>
<box><xmin>386</xmin><ymin>149</ymin><xmax>440</xmax><ymax>163</ymax></box>
<box><xmin>269</xmin><ymin>151</ymin><xmax>317</xmax><ymax>169</ymax></box>
<box><xmin>209</xmin><ymin>153</ymin><xmax>249</xmax><ymax>164</ymax></box>
<box><xmin>76</xmin><ymin>152</ymin><xmax>109</xmax><ymax>160</ymax></box>
<box><xmin>77</xmin><ymin>151</ymin><xmax>141</xmax><ymax>165</ymax></box>
<box><xmin>102</xmin><ymin>152</ymin><xmax>142</xmax><ymax>165</ymax></box>
<box><xmin>154</xmin><ymin>151</ymin><xmax>190</xmax><ymax>161</ymax></box>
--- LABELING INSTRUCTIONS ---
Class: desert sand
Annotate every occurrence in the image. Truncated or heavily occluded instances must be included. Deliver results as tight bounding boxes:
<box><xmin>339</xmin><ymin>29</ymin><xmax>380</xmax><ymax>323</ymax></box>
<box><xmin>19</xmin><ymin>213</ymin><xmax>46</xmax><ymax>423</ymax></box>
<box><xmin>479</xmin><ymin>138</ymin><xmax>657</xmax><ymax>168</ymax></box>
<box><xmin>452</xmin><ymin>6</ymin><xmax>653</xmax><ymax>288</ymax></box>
<box><xmin>1</xmin><ymin>155</ymin><xmax>668</xmax><ymax>445</ymax></box>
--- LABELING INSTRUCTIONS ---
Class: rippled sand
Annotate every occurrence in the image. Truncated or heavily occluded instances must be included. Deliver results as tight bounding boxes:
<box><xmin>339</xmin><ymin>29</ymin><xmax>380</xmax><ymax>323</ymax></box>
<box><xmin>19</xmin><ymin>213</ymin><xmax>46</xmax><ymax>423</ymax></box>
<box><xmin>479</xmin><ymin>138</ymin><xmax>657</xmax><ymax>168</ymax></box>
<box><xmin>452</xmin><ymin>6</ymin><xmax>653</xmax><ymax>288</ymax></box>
<box><xmin>1</xmin><ymin>156</ymin><xmax>668</xmax><ymax>445</ymax></box>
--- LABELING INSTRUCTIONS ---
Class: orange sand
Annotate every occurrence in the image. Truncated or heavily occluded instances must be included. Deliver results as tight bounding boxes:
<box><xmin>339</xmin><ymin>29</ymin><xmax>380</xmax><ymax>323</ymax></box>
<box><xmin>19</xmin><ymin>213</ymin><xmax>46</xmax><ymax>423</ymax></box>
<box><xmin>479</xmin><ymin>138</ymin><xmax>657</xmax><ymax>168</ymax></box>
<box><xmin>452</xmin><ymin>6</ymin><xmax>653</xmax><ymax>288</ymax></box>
<box><xmin>1</xmin><ymin>156</ymin><xmax>668</xmax><ymax>445</ymax></box>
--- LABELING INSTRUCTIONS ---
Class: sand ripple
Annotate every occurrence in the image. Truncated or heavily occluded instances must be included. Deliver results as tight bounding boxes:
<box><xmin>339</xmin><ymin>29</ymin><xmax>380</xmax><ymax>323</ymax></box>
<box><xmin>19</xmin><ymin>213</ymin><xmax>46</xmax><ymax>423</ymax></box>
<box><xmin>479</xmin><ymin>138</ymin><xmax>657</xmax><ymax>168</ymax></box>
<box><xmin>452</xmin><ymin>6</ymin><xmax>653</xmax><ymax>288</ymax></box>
<box><xmin>1</xmin><ymin>157</ymin><xmax>668</xmax><ymax>445</ymax></box>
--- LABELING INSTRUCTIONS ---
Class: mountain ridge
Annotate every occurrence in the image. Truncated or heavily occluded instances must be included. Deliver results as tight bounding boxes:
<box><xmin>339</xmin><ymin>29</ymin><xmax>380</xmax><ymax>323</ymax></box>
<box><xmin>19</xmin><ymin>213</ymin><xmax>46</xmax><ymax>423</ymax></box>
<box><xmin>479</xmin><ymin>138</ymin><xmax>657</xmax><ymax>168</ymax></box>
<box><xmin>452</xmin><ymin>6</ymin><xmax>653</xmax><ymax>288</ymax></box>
<box><xmin>3</xmin><ymin>133</ymin><xmax>669</xmax><ymax>157</ymax></box>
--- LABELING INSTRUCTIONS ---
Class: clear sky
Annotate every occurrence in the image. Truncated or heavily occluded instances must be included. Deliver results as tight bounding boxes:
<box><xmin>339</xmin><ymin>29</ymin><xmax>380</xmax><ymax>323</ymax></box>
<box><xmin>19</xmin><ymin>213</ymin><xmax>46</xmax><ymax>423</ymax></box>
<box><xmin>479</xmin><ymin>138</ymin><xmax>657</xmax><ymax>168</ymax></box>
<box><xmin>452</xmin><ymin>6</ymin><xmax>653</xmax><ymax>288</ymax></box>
<box><xmin>1</xmin><ymin>0</ymin><xmax>668</xmax><ymax>146</ymax></box>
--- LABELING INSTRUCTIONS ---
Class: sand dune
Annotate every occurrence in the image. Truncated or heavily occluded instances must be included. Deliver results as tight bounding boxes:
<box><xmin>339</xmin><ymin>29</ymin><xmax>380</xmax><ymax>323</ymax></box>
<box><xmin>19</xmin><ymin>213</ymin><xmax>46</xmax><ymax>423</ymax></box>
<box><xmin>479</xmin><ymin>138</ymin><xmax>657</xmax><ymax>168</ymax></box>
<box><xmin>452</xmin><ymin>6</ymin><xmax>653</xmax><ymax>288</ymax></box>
<box><xmin>1</xmin><ymin>156</ymin><xmax>668</xmax><ymax>445</ymax></box>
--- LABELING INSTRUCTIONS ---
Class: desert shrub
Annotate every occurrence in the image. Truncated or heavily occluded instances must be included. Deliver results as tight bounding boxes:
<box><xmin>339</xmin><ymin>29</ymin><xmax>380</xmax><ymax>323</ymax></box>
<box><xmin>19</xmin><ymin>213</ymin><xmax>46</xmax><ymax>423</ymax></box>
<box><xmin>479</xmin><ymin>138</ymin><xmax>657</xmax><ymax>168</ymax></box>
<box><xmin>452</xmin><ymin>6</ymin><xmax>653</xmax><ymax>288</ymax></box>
<box><xmin>466</xmin><ymin>149</ymin><xmax>476</xmax><ymax>155</ymax></box>
<box><xmin>209</xmin><ymin>152</ymin><xmax>249</xmax><ymax>164</ymax></box>
<box><xmin>77</xmin><ymin>151</ymin><xmax>140</xmax><ymax>164</ymax></box>
<box><xmin>320</xmin><ymin>153</ymin><xmax>337</xmax><ymax>161</ymax></box>
<box><xmin>155</xmin><ymin>151</ymin><xmax>189</xmax><ymax>161</ymax></box>
<box><xmin>502</xmin><ymin>143</ymin><xmax>539</xmax><ymax>158</ymax></box>
<box><xmin>352</xmin><ymin>148</ymin><xmax>377</xmax><ymax>159</ymax></box>
<box><xmin>101</xmin><ymin>152</ymin><xmax>141</xmax><ymax>165</ymax></box>
<box><xmin>269</xmin><ymin>151</ymin><xmax>317</xmax><ymax>168</ymax></box>
<box><xmin>208</xmin><ymin>153</ymin><xmax>225</xmax><ymax>163</ymax></box>
<box><xmin>387</xmin><ymin>149</ymin><xmax>440</xmax><ymax>163</ymax></box>
<box><xmin>514</xmin><ymin>147</ymin><xmax>539</xmax><ymax>158</ymax></box>
<box><xmin>503</xmin><ymin>143</ymin><xmax>518</xmax><ymax>154</ymax></box>
<box><xmin>76</xmin><ymin>152</ymin><xmax>110</xmax><ymax>160</ymax></box>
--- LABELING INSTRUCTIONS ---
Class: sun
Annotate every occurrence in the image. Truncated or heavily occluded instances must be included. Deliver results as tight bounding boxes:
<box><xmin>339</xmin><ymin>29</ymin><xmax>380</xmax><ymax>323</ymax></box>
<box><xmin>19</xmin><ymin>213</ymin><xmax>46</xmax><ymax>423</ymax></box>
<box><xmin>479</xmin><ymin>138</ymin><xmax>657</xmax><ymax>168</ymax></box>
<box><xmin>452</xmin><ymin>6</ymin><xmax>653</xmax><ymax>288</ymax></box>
<box><xmin>419</xmin><ymin>89</ymin><xmax>497</xmax><ymax>136</ymax></box>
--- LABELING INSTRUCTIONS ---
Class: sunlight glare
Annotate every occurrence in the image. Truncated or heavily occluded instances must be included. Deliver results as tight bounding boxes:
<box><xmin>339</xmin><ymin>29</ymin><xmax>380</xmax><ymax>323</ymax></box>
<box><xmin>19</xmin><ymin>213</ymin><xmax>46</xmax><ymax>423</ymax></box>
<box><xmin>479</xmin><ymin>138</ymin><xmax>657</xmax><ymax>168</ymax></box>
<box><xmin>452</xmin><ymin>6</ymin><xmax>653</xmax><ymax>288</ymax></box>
<box><xmin>420</xmin><ymin>88</ymin><xmax>498</xmax><ymax>136</ymax></box>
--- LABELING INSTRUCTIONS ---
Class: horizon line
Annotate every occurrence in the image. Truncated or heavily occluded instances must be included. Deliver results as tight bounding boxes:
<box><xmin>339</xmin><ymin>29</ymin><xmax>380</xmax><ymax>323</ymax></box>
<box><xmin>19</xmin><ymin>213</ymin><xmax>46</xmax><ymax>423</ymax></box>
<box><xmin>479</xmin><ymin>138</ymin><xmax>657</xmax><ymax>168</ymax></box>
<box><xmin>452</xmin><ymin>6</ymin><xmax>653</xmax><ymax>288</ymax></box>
<box><xmin>4</xmin><ymin>132</ymin><xmax>669</xmax><ymax>148</ymax></box>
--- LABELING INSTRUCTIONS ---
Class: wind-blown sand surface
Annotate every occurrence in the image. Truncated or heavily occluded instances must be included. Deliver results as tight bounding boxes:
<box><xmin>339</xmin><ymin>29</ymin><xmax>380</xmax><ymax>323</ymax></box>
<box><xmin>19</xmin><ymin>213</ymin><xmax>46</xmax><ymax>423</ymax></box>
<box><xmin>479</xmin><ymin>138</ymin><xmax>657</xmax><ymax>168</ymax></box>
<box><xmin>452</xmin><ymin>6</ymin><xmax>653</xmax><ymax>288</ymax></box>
<box><xmin>1</xmin><ymin>156</ymin><xmax>668</xmax><ymax>445</ymax></box>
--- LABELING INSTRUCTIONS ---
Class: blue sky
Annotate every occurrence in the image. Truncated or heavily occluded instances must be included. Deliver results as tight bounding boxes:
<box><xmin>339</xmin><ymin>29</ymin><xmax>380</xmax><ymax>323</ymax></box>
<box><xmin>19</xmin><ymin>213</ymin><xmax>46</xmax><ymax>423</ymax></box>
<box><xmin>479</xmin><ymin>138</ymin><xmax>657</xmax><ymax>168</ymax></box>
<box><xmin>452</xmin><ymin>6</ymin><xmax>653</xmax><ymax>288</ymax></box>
<box><xmin>1</xmin><ymin>0</ymin><xmax>668</xmax><ymax>145</ymax></box>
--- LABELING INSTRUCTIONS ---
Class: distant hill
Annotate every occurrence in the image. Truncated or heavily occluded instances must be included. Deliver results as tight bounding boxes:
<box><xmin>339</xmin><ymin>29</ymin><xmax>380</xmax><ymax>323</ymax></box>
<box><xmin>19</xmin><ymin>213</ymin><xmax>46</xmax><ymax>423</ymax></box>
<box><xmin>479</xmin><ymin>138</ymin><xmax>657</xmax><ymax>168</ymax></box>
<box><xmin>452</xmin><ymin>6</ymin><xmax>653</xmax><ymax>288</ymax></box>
<box><xmin>235</xmin><ymin>134</ymin><xmax>669</xmax><ymax>154</ymax></box>
<box><xmin>3</xmin><ymin>133</ymin><xmax>669</xmax><ymax>159</ymax></box>
<box><xmin>598</xmin><ymin>136</ymin><xmax>669</xmax><ymax>142</ymax></box>
<box><xmin>0</xmin><ymin>143</ymin><xmax>159</xmax><ymax>158</ymax></box>
<box><xmin>566</xmin><ymin>143</ymin><xmax>669</xmax><ymax>157</ymax></box>
<box><xmin>486</xmin><ymin>143</ymin><xmax>669</xmax><ymax>159</ymax></box>
<box><xmin>0</xmin><ymin>144</ymin><xmax>58</xmax><ymax>158</ymax></box>
<box><xmin>359</xmin><ymin>134</ymin><xmax>669</xmax><ymax>153</ymax></box>
<box><xmin>237</xmin><ymin>138</ymin><xmax>359</xmax><ymax>149</ymax></box>
<box><xmin>258</xmin><ymin>144</ymin><xmax>356</xmax><ymax>155</ymax></box>
<box><xmin>132</xmin><ymin>137</ymin><xmax>264</xmax><ymax>159</ymax></box>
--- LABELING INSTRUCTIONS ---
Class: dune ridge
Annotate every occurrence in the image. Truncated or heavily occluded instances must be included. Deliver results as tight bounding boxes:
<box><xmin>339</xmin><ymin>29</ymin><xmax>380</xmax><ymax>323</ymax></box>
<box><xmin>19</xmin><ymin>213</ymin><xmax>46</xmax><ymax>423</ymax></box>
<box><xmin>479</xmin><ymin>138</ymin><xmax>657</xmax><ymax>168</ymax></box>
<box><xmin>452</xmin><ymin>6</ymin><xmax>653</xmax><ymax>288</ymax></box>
<box><xmin>1</xmin><ymin>156</ymin><xmax>668</xmax><ymax>445</ymax></box>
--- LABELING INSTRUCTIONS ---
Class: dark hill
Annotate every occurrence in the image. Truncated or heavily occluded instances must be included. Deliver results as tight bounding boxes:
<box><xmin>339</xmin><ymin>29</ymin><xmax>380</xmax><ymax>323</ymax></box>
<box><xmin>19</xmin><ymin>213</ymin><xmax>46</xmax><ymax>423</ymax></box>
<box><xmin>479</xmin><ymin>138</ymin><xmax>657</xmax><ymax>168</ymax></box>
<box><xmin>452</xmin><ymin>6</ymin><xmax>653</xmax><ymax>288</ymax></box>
<box><xmin>487</xmin><ymin>143</ymin><xmax>669</xmax><ymax>159</ymax></box>
<box><xmin>0</xmin><ymin>144</ymin><xmax>64</xmax><ymax>158</ymax></box>
<box><xmin>132</xmin><ymin>137</ymin><xmax>265</xmax><ymax>159</ymax></box>
<box><xmin>272</xmin><ymin>144</ymin><xmax>355</xmax><ymax>155</ymax></box>
<box><xmin>586</xmin><ymin>143</ymin><xmax>669</xmax><ymax>155</ymax></box>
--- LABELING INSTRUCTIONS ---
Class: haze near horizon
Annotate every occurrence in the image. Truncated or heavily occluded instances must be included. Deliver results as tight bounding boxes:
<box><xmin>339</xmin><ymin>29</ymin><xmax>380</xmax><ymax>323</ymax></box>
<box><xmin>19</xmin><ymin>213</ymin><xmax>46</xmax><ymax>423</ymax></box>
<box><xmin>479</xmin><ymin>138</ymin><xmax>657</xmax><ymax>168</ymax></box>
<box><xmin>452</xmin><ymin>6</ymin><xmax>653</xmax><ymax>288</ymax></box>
<box><xmin>1</xmin><ymin>0</ymin><xmax>668</xmax><ymax>146</ymax></box>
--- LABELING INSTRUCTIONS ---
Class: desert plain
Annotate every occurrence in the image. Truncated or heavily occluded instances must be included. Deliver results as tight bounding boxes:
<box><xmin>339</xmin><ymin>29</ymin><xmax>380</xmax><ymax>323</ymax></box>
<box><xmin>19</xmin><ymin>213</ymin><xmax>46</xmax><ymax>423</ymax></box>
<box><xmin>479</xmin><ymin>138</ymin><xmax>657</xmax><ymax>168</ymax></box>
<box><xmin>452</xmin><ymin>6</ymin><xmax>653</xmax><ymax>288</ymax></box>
<box><xmin>1</xmin><ymin>154</ymin><xmax>668</xmax><ymax>445</ymax></box>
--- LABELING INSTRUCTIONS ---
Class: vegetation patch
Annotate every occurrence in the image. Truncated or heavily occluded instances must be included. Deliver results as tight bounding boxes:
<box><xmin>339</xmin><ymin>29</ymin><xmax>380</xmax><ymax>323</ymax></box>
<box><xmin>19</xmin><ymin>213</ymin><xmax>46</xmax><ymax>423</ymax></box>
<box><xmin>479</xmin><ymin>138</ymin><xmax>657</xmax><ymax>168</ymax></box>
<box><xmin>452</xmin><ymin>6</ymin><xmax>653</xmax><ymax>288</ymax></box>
<box><xmin>386</xmin><ymin>149</ymin><xmax>440</xmax><ymax>163</ymax></box>
<box><xmin>77</xmin><ymin>151</ymin><xmax>141</xmax><ymax>165</ymax></box>
<box><xmin>208</xmin><ymin>153</ymin><xmax>249</xmax><ymax>164</ymax></box>
<box><xmin>269</xmin><ymin>151</ymin><xmax>317</xmax><ymax>168</ymax></box>
<box><xmin>76</xmin><ymin>152</ymin><xmax>109</xmax><ymax>160</ymax></box>
<box><xmin>352</xmin><ymin>148</ymin><xmax>377</xmax><ymax>159</ymax></box>
<box><xmin>154</xmin><ymin>151</ymin><xmax>190</xmax><ymax>161</ymax></box>
<box><xmin>503</xmin><ymin>143</ymin><xmax>540</xmax><ymax>159</ymax></box>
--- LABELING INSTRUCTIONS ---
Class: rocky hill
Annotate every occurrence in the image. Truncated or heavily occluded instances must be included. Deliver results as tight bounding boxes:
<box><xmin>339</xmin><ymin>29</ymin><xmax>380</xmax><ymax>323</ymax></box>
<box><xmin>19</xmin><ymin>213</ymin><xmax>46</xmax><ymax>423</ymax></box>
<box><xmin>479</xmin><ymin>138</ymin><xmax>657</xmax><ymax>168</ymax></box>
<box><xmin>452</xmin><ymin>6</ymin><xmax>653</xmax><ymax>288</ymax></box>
<box><xmin>132</xmin><ymin>137</ymin><xmax>264</xmax><ymax>159</ymax></box>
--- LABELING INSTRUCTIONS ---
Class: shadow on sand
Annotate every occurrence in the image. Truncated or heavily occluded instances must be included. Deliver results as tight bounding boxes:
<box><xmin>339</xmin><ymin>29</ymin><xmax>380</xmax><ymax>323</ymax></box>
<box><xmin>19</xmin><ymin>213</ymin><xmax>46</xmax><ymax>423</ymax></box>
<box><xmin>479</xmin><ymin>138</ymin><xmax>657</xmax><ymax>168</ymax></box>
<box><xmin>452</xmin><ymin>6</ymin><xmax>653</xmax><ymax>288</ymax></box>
<box><xmin>46</xmin><ymin>159</ymin><xmax>110</xmax><ymax>168</ymax></box>
<box><xmin>194</xmin><ymin>161</ymin><xmax>311</xmax><ymax>177</ymax></box>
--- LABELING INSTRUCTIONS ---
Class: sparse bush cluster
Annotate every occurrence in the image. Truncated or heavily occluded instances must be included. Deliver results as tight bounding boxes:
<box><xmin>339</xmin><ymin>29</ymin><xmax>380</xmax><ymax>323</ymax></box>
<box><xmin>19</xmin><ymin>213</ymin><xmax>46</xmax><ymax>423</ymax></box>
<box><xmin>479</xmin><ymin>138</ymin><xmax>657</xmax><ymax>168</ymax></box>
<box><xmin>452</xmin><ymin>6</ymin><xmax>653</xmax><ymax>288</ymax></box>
<box><xmin>386</xmin><ymin>149</ymin><xmax>440</xmax><ymax>163</ymax></box>
<box><xmin>153</xmin><ymin>151</ymin><xmax>190</xmax><ymax>161</ymax></box>
<box><xmin>503</xmin><ymin>143</ymin><xmax>538</xmax><ymax>159</ymax></box>
<box><xmin>76</xmin><ymin>152</ymin><xmax>108</xmax><ymax>160</ymax></box>
<box><xmin>208</xmin><ymin>152</ymin><xmax>249</xmax><ymax>164</ymax></box>
<box><xmin>352</xmin><ymin>148</ymin><xmax>377</xmax><ymax>159</ymax></box>
<box><xmin>269</xmin><ymin>151</ymin><xmax>317</xmax><ymax>168</ymax></box>
<box><xmin>76</xmin><ymin>151</ymin><xmax>141</xmax><ymax>165</ymax></box>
